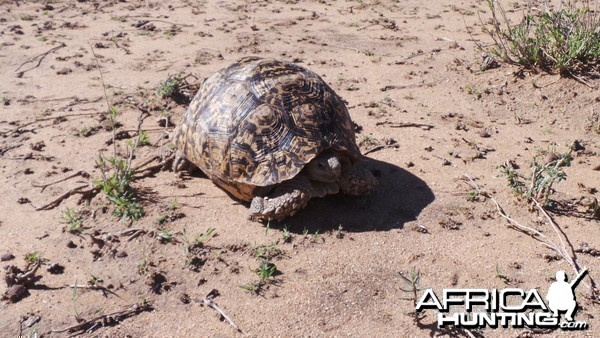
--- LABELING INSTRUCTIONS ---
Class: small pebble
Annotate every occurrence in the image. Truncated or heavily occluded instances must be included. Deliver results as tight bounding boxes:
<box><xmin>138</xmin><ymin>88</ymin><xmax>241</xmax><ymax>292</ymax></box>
<box><xmin>1</xmin><ymin>252</ymin><xmax>15</xmax><ymax>261</ymax></box>
<box><xmin>5</xmin><ymin>284</ymin><xmax>27</xmax><ymax>302</ymax></box>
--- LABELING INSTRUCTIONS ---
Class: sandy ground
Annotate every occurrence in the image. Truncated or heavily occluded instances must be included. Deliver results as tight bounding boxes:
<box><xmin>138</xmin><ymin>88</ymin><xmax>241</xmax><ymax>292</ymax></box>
<box><xmin>0</xmin><ymin>0</ymin><xmax>598</xmax><ymax>337</ymax></box>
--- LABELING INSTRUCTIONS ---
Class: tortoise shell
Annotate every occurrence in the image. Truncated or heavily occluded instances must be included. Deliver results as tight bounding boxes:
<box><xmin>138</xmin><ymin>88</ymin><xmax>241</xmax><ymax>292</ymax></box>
<box><xmin>173</xmin><ymin>56</ymin><xmax>361</xmax><ymax>201</ymax></box>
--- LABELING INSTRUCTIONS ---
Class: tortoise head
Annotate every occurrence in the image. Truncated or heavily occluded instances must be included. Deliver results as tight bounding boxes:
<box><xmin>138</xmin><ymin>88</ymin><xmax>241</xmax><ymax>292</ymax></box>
<box><xmin>304</xmin><ymin>151</ymin><xmax>342</xmax><ymax>183</ymax></box>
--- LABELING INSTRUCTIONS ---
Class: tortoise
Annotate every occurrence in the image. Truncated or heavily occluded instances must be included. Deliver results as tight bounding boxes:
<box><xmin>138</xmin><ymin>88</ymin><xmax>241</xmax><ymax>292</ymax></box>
<box><xmin>173</xmin><ymin>56</ymin><xmax>378</xmax><ymax>221</ymax></box>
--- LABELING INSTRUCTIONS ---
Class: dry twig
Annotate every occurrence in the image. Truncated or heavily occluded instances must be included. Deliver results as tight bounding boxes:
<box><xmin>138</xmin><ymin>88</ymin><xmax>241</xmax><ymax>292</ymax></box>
<box><xmin>0</xmin><ymin>112</ymin><xmax>100</xmax><ymax>136</ymax></box>
<box><xmin>380</xmin><ymin>81</ymin><xmax>436</xmax><ymax>91</ymax></box>
<box><xmin>464</xmin><ymin>174</ymin><xmax>597</xmax><ymax>299</ymax></box>
<box><xmin>34</xmin><ymin>184</ymin><xmax>100</xmax><ymax>211</ymax></box>
<box><xmin>15</xmin><ymin>43</ymin><xmax>66</xmax><ymax>77</ymax></box>
<box><xmin>33</xmin><ymin>171</ymin><xmax>89</xmax><ymax>192</ymax></box>
<box><xmin>375</xmin><ymin>121</ymin><xmax>434</xmax><ymax>130</ymax></box>
<box><xmin>202</xmin><ymin>289</ymin><xmax>241</xmax><ymax>332</ymax></box>
<box><xmin>50</xmin><ymin>302</ymin><xmax>152</xmax><ymax>334</ymax></box>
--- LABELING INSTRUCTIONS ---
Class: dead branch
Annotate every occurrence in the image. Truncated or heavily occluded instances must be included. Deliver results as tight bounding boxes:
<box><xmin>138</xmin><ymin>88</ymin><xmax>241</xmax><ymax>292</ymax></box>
<box><xmin>363</xmin><ymin>144</ymin><xmax>399</xmax><ymax>156</ymax></box>
<box><xmin>0</xmin><ymin>144</ymin><xmax>22</xmax><ymax>156</ymax></box>
<box><xmin>33</xmin><ymin>171</ymin><xmax>89</xmax><ymax>192</ymax></box>
<box><xmin>15</xmin><ymin>42</ymin><xmax>66</xmax><ymax>77</ymax></box>
<box><xmin>50</xmin><ymin>284</ymin><xmax>119</xmax><ymax>298</ymax></box>
<box><xmin>34</xmin><ymin>184</ymin><xmax>100</xmax><ymax>211</ymax></box>
<box><xmin>380</xmin><ymin>81</ymin><xmax>436</xmax><ymax>91</ymax></box>
<box><xmin>326</xmin><ymin>44</ymin><xmax>360</xmax><ymax>53</ymax></box>
<box><xmin>132</xmin><ymin>155</ymin><xmax>160</xmax><ymax>172</ymax></box>
<box><xmin>464</xmin><ymin>174</ymin><xmax>597</xmax><ymax>299</ymax></box>
<box><xmin>202</xmin><ymin>290</ymin><xmax>241</xmax><ymax>332</ymax></box>
<box><xmin>135</xmin><ymin>18</ymin><xmax>194</xmax><ymax>27</ymax></box>
<box><xmin>126</xmin><ymin>229</ymin><xmax>148</xmax><ymax>241</ymax></box>
<box><xmin>14</xmin><ymin>260</ymin><xmax>42</xmax><ymax>286</ymax></box>
<box><xmin>0</xmin><ymin>112</ymin><xmax>100</xmax><ymax>136</ymax></box>
<box><xmin>50</xmin><ymin>302</ymin><xmax>152</xmax><ymax>334</ymax></box>
<box><xmin>375</xmin><ymin>121</ymin><xmax>434</xmax><ymax>130</ymax></box>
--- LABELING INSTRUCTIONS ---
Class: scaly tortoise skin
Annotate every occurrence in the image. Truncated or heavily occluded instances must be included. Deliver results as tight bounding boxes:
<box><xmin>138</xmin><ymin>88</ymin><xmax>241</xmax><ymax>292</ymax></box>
<box><xmin>173</xmin><ymin>56</ymin><xmax>377</xmax><ymax>221</ymax></box>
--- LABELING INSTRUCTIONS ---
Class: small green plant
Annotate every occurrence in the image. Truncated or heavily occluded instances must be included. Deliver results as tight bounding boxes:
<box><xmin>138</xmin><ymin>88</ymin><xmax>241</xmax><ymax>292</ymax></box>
<box><xmin>25</xmin><ymin>252</ymin><xmax>45</xmax><ymax>266</ymax></box>
<box><xmin>281</xmin><ymin>225</ymin><xmax>292</xmax><ymax>243</ymax></box>
<box><xmin>156</xmin><ymin>74</ymin><xmax>184</xmax><ymax>99</ymax></box>
<box><xmin>465</xmin><ymin>84</ymin><xmax>482</xmax><ymax>99</ymax></box>
<box><xmin>20</xmin><ymin>14</ymin><xmax>35</xmax><ymax>21</ymax></box>
<box><xmin>62</xmin><ymin>208</ymin><xmax>84</xmax><ymax>234</ymax></box>
<box><xmin>156</xmin><ymin>214</ymin><xmax>168</xmax><ymax>225</ymax></box>
<box><xmin>467</xmin><ymin>191</ymin><xmax>479</xmax><ymax>202</ymax></box>
<box><xmin>157</xmin><ymin>229</ymin><xmax>175</xmax><ymax>243</ymax></box>
<box><xmin>399</xmin><ymin>267</ymin><xmax>425</xmax><ymax>323</ymax></box>
<box><xmin>253</xmin><ymin>243</ymin><xmax>282</xmax><ymax>260</ymax></box>
<box><xmin>71</xmin><ymin>281</ymin><xmax>82</xmax><ymax>322</ymax></box>
<box><xmin>241</xmin><ymin>257</ymin><xmax>279</xmax><ymax>295</ymax></box>
<box><xmin>256</xmin><ymin>260</ymin><xmax>277</xmax><ymax>282</ymax></box>
<box><xmin>94</xmin><ymin>107</ymin><xmax>145</xmax><ymax>222</ymax></box>
<box><xmin>95</xmin><ymin>154</ymin><xmax>143</xmax><ymax>220</ymax></box>
<box><xmin>168</xmin><ymin>198</ymin><xmax>179</xmax><ymax>210</ymax></box>
<box><xmin>240</xmin><ymin>281</ymin><xmax>262</xmax><ymax>294</ymax></box>
<box><xmin>194</xmin><ymin>227</ymin><xmax>216</xmax><ymax>245</ymax></box>
<box><xmin>137</xmin><ymin>255</ymin><xmax>150</xmax><ymax>275</ymax></box>
<box><xmin>498</xmin><ymin>149</ymin><xmax>572</xmax><ymax>209</ymax></box>
<box><xmin>495</xmin><ymin>263</ymin><xmax>511</xmax><ymax>285</ymax></box>
<box><xmin>78</xmin><ymin>127</ymin><xmax>96</xmax><ymax>137</ymax></box>
<box><xmin>130</xmin><ymin>131</ymin><xmax>150</xmax><ymax>147</ymax></box>
<box><xmin>87</xmin><ymin>275</ymin><xmax>104</xmax><ymax>287</ymax></box>
<box><xmin>311</xmin><ymin>230</ymin><xmax>321</xmax><ymax>242</ymax></box>
<box><xmin>479</xmin><ymin>0</ymin><xmax>600</xmax><ymax>76</ymax></box>
<box><xmin>335</xmin><ymin>225</ymin><xmax>345</xmax><ymax>239</ymax></box>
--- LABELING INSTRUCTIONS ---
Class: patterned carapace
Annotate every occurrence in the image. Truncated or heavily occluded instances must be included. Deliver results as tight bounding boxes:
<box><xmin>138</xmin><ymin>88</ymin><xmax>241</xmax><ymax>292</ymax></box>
<box><xmin>173</xmin><ymin>56</ymin><xmax>361</xmax><ymax>200</ymax></box>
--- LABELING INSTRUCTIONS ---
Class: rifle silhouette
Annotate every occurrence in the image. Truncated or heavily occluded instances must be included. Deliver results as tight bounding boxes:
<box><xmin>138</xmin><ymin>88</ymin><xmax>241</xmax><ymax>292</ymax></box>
<box><xmin>570</xmin><ymin>268</ymin><xmax>588</xmax><ymax>289</ymax></box>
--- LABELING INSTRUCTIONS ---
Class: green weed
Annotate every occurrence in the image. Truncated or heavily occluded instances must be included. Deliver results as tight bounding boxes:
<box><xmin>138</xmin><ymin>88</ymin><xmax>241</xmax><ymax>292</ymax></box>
<box><xmin>480</xmin><ymin>0</ymin><xmax>600</xmax><ymax>76</ymax></box>
<box><xmin>62</xmin><ymin>208</ymin><xmax>84</xmax><ymax>234</ymax></box>
<box><xmin>498</xmin><ymin>148</ymin><xmax>572</xmax><ymax>209</ymax></box>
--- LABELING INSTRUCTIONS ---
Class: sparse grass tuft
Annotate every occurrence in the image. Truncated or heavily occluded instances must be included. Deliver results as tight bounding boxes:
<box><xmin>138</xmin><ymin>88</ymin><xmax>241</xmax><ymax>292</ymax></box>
<box><xmin>281</xmin><ymin>225</ymin><xmax>292</xmax><ymax>243</ymax></box>
<box><xmin>399</xmin><ymin>267</ymin><xmax>426</xmax><ymax>323</ymax></box>
<box><xmin>241</xmin><ymin>260</ymin><xmax>278</xmax><ymax>295</ymax></box>
<box><xmin>157</xmin><ymin>74</ymin><xmax>183</xmax><ymax>99</ymax></box>
<box><xmin>495</xmin><ymin>263</ymin><xmax>511</xmax><ymax>285</ymax></box>
<box><xmin>157</xmin><ymin>229</ymin><xmax>175</xmax><ymax>243</ymax></box>
<box><xmin>25</xmin><ymin>252</ymin><xmax>46</xmax><ymax>267</ymax></box>
<box><xmin>252</xmin><ymin>243</ymin><xmax>282</xmax><ymax>260</ymax></box>
<box><xmin>256</xmin><ymin>260</ymin><xmax>277</xmax><ymax>282</ymax></box>
<box><xmin>479</xmin><ymin>0</ymin><xmax>600</xmax><ymax>76</ymax></box>
<box><xmin>95</xmin><ymin>152</ymin><xmax>144</xmax><ymax>221</ymax></box>
<box><xmin>467</xmin><ymin>191</ymin><xmax>479</xmax><ymax>202</ymax></box>
<box><xmin>87</xmin><ymin>275</ymin><xmax>104</xmax><ymax>287</ymax></box>
<box><xmin>62</xmin><ymin>208</ymin><xmax>84</xmax><ymax>234</ymax></box>
<box><xmin>93</xmin><ymin>106</ymin><xmax>146</xmax><ymax>222</ymax></box>
<box><xmin>498</xmin><ymin>148</ymin><xmax>572</xmax><ymax>209</ymax></box>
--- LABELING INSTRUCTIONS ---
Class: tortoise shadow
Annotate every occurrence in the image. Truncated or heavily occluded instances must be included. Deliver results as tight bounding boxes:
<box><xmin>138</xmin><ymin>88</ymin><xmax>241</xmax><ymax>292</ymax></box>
<box><xmin>271</xmin><ymin>158</ymin><xmax>435</xmax><ymax>233</ymax></box>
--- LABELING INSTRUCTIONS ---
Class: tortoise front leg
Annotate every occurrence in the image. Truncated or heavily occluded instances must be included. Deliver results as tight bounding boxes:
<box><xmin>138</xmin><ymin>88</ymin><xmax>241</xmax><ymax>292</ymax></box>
<box><xmin>339</xmin><ymin>162</ymin><xmax>378</xmax><ymax>196</ymax></box>
<box><xmin>249</xmin><ymin>175</ymin><xmax>339</xmax><ymax>221</ymax></box>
